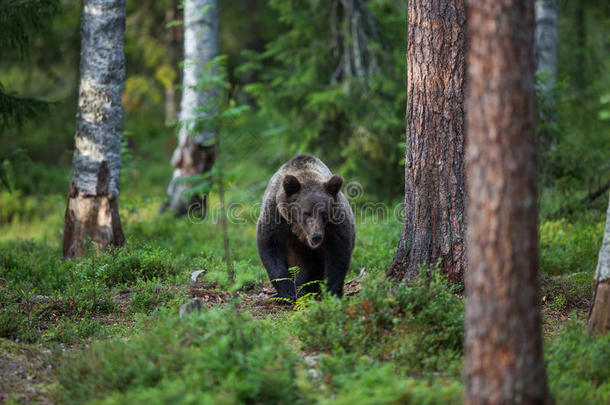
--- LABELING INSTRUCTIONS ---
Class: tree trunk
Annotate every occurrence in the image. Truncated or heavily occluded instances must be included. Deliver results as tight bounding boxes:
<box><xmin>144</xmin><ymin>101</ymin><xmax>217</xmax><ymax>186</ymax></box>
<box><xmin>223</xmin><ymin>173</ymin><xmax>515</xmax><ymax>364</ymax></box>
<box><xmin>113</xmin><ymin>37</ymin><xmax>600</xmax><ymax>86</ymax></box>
<box><xmin>387</xmin><ymin>0</ymin><xmax>466</xmax><ymax>283</ymax></box>
<box><xmin>63</xmin><ymin>0</ymin><xmax>126</xmax><ymax>259</ymax></box>
<box><xmin>535</xmin><ymin>0</ymin><xmax>559</xmax><ymax>92</ymax></box>
<box><xmin>161</xmin><ymin>0</ymin><xmax>219</xmax><ymax>216</ymax></box>
<box><xmin>463</xmin><ymin>1</ymin><xmax>552</xmax><ymax>404</ymax></box>
<box><xmin>587</xmin><ymin>194</ymin><xmax>610</xmax><ymax>334</ymax></box>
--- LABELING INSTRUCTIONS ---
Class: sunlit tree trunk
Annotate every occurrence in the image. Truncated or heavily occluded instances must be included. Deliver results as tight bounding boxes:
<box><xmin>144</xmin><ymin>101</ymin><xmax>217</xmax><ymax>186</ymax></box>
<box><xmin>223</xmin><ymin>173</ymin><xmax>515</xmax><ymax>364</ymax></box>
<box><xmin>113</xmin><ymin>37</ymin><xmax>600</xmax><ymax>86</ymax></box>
<box><xmin>587</xmin><ymin>194</ymin><xmax>610</xmax><ymax>334</ymax></box>
<box><xmin>162</xmin><ymin>0</ymin><xmax>219</xmax><ymax>216</ymax></box>
<box><xmin>63</xmin><ymin>0</ymin><xmax>126</xmax><ymax>258</ymax></box>
<box><xmin>463</xmin><ymin>1</ymin><xmax>552</xmax><ymax>404</ymax></box>
<box><xmin>387</xmin><ymin>0</ymin><xmax>466</xmax><ymax>283</ymax></box>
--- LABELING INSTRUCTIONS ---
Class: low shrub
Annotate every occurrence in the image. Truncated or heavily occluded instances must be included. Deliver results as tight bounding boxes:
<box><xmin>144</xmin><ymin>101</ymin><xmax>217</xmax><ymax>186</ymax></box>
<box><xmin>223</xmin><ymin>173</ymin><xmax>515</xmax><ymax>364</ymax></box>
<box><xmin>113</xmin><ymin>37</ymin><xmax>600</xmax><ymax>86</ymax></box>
<box><xmin>292</xmin><ymin>266</ymin><xmax>464</xmax><ymax>375</ymax></box>
<box><xmin>70</xmin><ymin>244</ymin><xmax>185</xmax><ymax>287</ymax></box>
<box><xmin>42</xmin><ymin>318</ymin><xmax>106</xmax><ymax>345</ymax></box>
<box><xmin>58</xmin><ymin>306</ymin><xmax>303</xmax><ymax>404</ymax></box>
<box><xmin>546</xmin><ymin>320</ymin><xmax>610</xmax><ymax>404</ymax></box>
<box><xmin>539</xmin><ymin>216</ymin><xmax>604</xmax><ymax>275</ymax></box>
<box><xmin>129</xmin><ymin>278</ymin><xmax>185</xmax><ymax>314</ymax></box>
<box><xmin>305</xmin><ymin>354</ymin><xmax>462</xmax><ymax>405</ymax></box>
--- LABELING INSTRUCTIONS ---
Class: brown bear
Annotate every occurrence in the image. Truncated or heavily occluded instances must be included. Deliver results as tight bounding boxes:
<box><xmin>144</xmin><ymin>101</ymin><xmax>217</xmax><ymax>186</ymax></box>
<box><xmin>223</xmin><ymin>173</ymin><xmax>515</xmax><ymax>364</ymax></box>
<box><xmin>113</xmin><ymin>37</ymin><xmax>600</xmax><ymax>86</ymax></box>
<box><xmin>256</xmin><ymin>155</ymin><xmax>356</xmax><ymax>300</ymax></box>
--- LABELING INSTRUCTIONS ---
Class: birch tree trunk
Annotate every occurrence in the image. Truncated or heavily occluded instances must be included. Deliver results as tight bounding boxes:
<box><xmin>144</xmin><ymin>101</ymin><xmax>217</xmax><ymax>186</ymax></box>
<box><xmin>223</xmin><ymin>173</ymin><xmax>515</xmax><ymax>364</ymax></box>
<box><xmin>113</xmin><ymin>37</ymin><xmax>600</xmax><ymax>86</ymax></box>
<box><xmin>162</xmin><ymin>0</ymin><xmax>219</xmax><ymax>216</ymax></box>
<box><xmin>535</xmin><ymin>0</ymin><xmax>559</xmax><ymax>92</ymax></box>
<box><xmin>587</xmin><ymin>194</ymin><xmax>610</xmax><ymax>334</ymax></box>
<box><xmin>535</xmin><ymin>0</ymin><xmax>559</xmax><ymax>135</ymax></box>
<box><xmin>463</xmin><ymin>0</ymin><xmax>552</xmax><ymax>403</ymax></box>
<box><xmin>63</xmin><ymin>0</ymin><xmax>126</xmax><ymax>258</ymax></box>
<box><xmin>387</xmin><ymin>0</ymin><xmax>466</xmax><ymax>283</ymax></box>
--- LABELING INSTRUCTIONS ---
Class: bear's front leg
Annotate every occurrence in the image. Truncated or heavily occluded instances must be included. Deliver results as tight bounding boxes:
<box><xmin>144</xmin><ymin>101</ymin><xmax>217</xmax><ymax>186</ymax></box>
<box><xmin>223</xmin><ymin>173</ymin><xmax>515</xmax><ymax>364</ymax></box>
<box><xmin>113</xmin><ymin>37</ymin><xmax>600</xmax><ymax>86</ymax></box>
<box><xmin>257</xmin><ymin>224</ymin><xmax>296</xmax><ymax>301</ymax></box>
<box><xmin>323</xmin><ymin>224</ymin><xmax>352</xmax><ymax>298</ymax></box>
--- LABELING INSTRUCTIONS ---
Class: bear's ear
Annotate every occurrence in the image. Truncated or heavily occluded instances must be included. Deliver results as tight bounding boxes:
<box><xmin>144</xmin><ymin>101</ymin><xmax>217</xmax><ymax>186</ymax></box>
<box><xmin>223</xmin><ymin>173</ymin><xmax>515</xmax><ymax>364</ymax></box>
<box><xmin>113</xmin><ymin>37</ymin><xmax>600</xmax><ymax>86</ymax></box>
<box><xmin>283</xmin><ymin>175</ymin><xmax>301</xmax><ymax>195</ymax></box>
<box><xmin>325</xmin><ymin>174</ymin><xmax>343</xmax><ymax>195</ymax></box>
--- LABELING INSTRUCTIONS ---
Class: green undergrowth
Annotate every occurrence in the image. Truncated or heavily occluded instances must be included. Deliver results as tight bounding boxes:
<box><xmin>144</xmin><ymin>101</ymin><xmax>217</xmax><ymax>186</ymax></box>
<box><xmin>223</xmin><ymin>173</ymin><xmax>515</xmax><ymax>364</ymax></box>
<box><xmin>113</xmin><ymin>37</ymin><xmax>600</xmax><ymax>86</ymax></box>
<box><xmin>540</xmin><ymin>271</ymin><xmax>593</xmax><ymax>313</ymax></box>
<box><xmin>292</xmin><ymin>267</ymin><xmax>464</xmax><ymax>376</ymax></box>
<box><xmin>50</xmin><ymin>271</ymin><xmax>610</xmax><ymax>405</ymax></box>
<box><xmin>0</xmin><ymin>240</ymin><xmax>191</xmax><ymax>344</ymax></box>
<box><xmin>540</xmin><ymin>212</ymin><xmax>605</xmax><ymax>276</ymax></box>
<box><xmin>57</xmin><ymin>306</ymin><xmax>302</xmax><ymax>405</ymax></box>
<box><xmin>546</xmin><ymin>320</ymin><xmax>610</xmax><ymax>404</ymax></box>
<box><xmin>55</xmin><ymin>274</ymin><xmax>467</xmax><ymax>405</ymax></box>
<box><xmin>0</xmin><ymin>183</ymin><xmax>606</xmax><ymax>403</ymax></box>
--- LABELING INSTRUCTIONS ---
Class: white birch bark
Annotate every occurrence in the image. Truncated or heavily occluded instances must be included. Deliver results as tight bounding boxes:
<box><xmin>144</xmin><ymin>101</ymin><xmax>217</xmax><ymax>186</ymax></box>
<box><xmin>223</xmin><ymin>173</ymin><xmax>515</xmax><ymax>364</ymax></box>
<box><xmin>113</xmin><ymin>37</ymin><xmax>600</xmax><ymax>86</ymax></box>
<box><xmin>63</xmin><ymin>0</ymin><xmax>126</xmax><ymax>258</ymax></box>
<box><xmin>535</xmin><ymin>0</ymin><xmax>559</xmax><ymax>92</ymax></box>
<box><xmin>588</xmin><ymin>194</ymin><xmax>610</xmax><ymax>334</ymax></box>
<box><xmin>163</xmin><ymin>0</ymin><xmax>219</xmax><ymax>215</ymax></box>
<box><xmin>594</xmin><ymin>195</ymin><xmax>610</xmax><ymax>281</ymax></box>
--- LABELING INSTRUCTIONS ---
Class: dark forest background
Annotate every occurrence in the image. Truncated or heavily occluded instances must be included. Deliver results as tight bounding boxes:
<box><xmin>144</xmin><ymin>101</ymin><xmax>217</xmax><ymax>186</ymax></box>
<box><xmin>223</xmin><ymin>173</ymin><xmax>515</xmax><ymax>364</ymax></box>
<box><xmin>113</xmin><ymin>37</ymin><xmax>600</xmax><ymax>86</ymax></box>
<box><xmin>1</xmin><ymin>0</ymin><xmax>608</xmax><ymax>209</ymax></box>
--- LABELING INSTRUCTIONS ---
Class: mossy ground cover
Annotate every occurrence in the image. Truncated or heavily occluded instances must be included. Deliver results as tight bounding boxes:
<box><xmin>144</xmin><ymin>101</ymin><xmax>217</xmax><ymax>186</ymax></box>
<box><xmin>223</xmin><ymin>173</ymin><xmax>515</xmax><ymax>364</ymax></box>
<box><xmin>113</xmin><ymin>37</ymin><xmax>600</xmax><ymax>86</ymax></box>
<box><xmin>0</xmin><ymin>188</ymin><xmax>608</xmax><ymax>404</ymax></box>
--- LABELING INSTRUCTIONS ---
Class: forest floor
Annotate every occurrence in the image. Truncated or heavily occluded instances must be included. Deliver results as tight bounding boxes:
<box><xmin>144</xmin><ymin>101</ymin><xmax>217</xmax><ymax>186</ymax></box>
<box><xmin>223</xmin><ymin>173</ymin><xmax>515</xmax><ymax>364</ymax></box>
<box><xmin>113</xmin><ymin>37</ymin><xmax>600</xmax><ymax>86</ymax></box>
<box><xmin>1</xmin><ymin>192</ymin><xmax>608</xmax><ymax>404</ymax></box>
<box><xmin>0</xmin><ymin>276</ymin><xmax>367</xmax><ymax>403</ymax></box>
<box><xmin>0</xmin><ymin>278</ymin><xmax>589</xmax><ymax>405</ymax></box>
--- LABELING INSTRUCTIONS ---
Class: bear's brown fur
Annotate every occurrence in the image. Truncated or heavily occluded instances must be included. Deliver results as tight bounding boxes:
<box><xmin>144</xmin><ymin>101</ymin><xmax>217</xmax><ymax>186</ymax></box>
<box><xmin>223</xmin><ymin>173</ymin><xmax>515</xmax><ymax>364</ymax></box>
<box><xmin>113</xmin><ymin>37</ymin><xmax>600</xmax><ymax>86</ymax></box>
<box><xmin>256</xmin><ymin>155</ymin><xmax>356</xmax><ymax>299</ymax></box>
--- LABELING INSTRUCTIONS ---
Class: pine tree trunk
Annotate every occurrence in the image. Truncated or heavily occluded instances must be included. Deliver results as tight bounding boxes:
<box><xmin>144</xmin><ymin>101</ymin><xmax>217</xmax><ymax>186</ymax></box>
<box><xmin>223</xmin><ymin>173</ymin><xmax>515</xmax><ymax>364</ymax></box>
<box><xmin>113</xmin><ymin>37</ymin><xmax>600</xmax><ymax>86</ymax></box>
<box><xmin>463</xmin><ymin>1</ymin><xmax>552</xmax><ymax>404</ymax></box>
<box><xmin>63</xmin><ymin>0</ymin><xmax>126</xmax><ymax>259</ymax></box>
<box><xmin>587</xmin><ymin>194</ymin><xmax>610</xmax><ymax>334</ymax></box>
<box><xmin>387</xmin><ymin>0</ymin><xmax>466</xmax><ymax>283</ymax></box>
<box><xmin>162</xmin><ymin>0</ymin><xmax>219</xmax><ymax>216</ymax></box>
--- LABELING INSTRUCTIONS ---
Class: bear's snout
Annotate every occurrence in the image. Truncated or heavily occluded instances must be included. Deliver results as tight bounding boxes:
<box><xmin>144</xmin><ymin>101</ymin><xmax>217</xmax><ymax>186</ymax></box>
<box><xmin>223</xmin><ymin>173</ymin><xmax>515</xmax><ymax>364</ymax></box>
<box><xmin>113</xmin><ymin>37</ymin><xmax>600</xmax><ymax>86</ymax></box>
<box><xmin>309</xmin><ymin>233</ymin><xmax>323</xmax><ymax>249</ymax></box>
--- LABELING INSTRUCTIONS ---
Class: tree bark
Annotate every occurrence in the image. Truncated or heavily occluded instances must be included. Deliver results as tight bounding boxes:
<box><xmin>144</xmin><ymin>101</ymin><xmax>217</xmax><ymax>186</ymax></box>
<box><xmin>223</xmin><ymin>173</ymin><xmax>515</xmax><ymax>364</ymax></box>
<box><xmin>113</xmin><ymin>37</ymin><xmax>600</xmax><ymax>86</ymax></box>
<box><xmin>387</xmin><ymin>0</ymin><xmax>466</xmax><ymax>283</ymax></box>
<box><xmin>587</xmin><ymin>194</ymin><xmax>610</xmax><ymax>334</ymax></box>
<box><xmin>63</xmin><ymin>0</ymin><xmax>126</xmax><ymax>259</ymax></box>
<box><xmin>162</xmin><ymin>0</ymin><xmax>219</xmax><ymax>216</ymax></box>
<box><xmin>535</xmin><ymin>0</ymin><xmax>559</xmax><ymax>92</ymax></box>
<box><xmin>463</xmin><ymin>1</ymin><xmax>552</xmax><ymax>404</ymax></box>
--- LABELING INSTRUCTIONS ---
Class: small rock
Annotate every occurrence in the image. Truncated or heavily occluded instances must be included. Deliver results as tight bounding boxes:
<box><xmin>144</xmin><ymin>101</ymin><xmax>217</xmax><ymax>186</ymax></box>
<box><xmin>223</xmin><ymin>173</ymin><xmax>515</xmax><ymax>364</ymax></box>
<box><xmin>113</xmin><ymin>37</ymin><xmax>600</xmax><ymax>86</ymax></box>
<box><xmin>179</xmin><ymin>298</ymin><xmax>203</xmax><ymax>318</ymax></box>
<box><xmin>302</xmin><ymin>355</ymin><xmax>320</xmax><ymax>379</ymax></box>
<box><xmin>303</xmin><ymin>354</ymin><xmax>319</xmax><ymax>367</ymax></box>
<box><xmin>190</xmin><ymin>270</ymin><xmax>206</xmax><ymax>284</ymax></box>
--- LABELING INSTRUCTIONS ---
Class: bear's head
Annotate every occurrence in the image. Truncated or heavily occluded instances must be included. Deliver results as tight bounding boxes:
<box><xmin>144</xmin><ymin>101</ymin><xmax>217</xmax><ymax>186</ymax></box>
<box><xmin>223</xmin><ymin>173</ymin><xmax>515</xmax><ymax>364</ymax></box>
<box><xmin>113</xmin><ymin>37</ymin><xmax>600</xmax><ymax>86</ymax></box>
<box><xmin>278</xmin><ymin>174</ymin><xmax>343</xmax><ymax>249</ymax></box>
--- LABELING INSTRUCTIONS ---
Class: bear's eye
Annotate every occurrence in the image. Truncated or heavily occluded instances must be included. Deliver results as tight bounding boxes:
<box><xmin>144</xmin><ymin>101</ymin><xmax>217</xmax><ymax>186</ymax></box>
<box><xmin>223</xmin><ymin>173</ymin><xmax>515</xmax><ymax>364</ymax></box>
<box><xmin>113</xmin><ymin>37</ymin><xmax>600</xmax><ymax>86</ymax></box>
<box><xmin>321</xmin><ymin>211</ymin><xmax>328</xmax><ymax>220</ymax></box>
